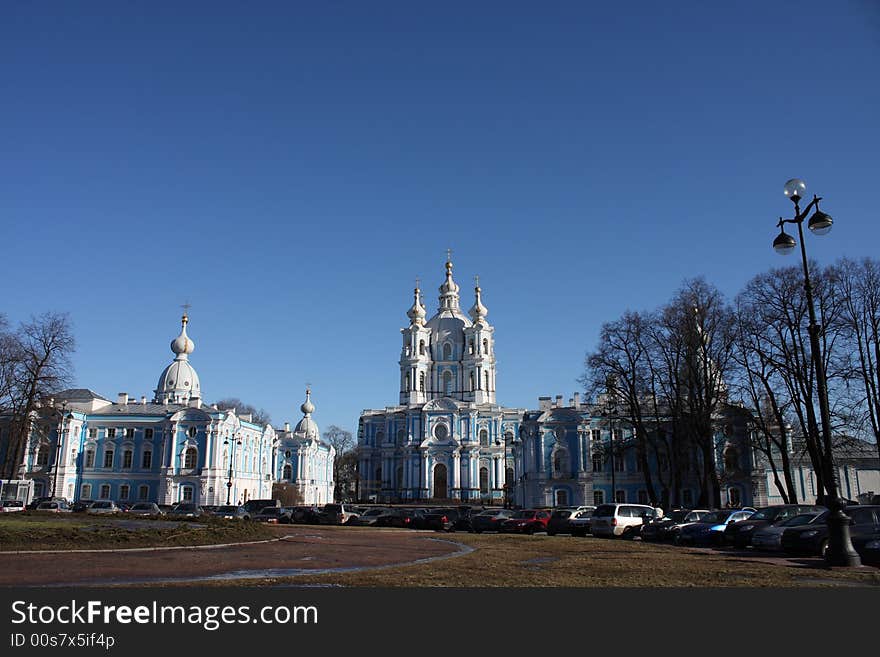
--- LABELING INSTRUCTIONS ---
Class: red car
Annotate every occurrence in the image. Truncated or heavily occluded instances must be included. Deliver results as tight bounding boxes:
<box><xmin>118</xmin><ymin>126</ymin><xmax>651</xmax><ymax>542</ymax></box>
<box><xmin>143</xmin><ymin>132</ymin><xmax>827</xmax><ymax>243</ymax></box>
<box><xmin>500</xmin><ymin>509</ymin><xmax>552</xmax><ymax>534</ymax></box>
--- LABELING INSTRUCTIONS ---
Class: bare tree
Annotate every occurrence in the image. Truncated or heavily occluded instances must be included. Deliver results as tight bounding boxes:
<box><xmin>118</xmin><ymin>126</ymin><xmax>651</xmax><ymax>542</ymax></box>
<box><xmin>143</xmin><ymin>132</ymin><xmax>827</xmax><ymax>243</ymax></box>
<box><xmin>836</xmin><ymin>257</ymin><xmax>880</xmax><ymax>461</ymax></box>
<box><xmin>1</xmin><ymin>312</ymin><xmax>75</xmax><ymax>479</ymax></box>
<box><xmin>213</xmin><ymin>398</ymin><xmax>272</xmax><ymax>426</ymax></box>
<box><xmin>322</xmin><ymin>425</ymin><xmax>356</xmax><ymax>502</ymax></box>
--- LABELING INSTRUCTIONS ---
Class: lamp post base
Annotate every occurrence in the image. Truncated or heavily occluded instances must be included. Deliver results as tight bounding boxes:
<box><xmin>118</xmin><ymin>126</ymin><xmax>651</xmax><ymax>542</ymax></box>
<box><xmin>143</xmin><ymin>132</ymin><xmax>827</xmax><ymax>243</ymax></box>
<box><xmin>826</xmin><ymin>505</ymin><xmax>862</xmax><ymax>567</ymax></box>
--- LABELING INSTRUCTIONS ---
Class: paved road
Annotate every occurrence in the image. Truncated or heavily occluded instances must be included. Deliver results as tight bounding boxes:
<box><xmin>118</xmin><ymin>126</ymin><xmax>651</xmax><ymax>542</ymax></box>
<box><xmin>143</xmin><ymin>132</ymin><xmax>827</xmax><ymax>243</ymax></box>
<box><xmin>1</xmin><ymin>527</ymin><xmax>463</xmax><ymax>587</ymax></box>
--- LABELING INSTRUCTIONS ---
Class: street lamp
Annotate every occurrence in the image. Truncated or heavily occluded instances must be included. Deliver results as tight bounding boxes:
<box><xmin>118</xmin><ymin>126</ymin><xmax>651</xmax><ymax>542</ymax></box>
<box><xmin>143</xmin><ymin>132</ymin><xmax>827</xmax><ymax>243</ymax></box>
<box><xmin>772</xmin><ymin>177</ymin><xmax>860</xmax><ymax>567</ymax></box>
<box><xmin>224</xmin><ymin>432</ymin><xmax>242</xmax><ymax>505</ymax></box>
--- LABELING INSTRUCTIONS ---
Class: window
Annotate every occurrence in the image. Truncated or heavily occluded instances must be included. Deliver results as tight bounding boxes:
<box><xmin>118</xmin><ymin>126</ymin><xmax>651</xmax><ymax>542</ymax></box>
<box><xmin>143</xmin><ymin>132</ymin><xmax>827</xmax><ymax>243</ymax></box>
<box><xmin>123</xmin><ymin>450</ymin><xmax>133</xmax><ymax>469</ymax></box>
<box><xmin>100</xmin><ymin>484</ymin><xmax>111</xmax><ymax>499</ymax></box>
<box><xmin>483</xmin><ymin>338</ymin><xmax>489</xmax><ymax>354</ymax></box>
<box><xmin>419</xmin><ymin>372</ymin><xmax>425</xmax><ymax>392</ymax></box>
<box><xmin>283</xmin><ymin>464</ymin><xmax>292</xmax><ymax>480</ymax></box>
<box><xmin>142</xmin><ymin>450</ymin><xmax>152</xmax><ymax>469</ymax></box>
<box><xmin>376</xmin><ymin>430</ymin><xmax>385</xmax><ymax>444</ymax></box>
<box><xmin>35</xmin><ymin>446</ymin><xmax>49</xmax><ymax>467</ymax></box>
<box><xmin>88</xmin><ymin>428</ymin><xmax>97</xmax><ymax>439</ymax></box>
<box><xmin>125</xmin><ymin>428</ymin><xmax>134</xmax><ymax>439</ymax></box>
<box><xmin>614</xmin><ymin>455</ymin><xmax>624</xmax><ymax>472</ymax></box>
<box><xmin>615</xmin><ymin>490</ymin><xmax>626</xmax><ymax>503</ymax></box>
<box><xmin>469</xmin><ymin>372</ymin><xmax>475</xmax><ymax>392</ymax></box>
<box><xmin>443</xmin><ymin>343</ymin><xmax>452</xmax><ymax>360</ymax></box>
<box><xmin>591</xmin><ymin>429</ymin><xmax>601</xmax><ymax>441</ymax></box>
<box><xmin>81</xmin><ymin>484</ymin><xmax>92</xmax><ymax>500</ymax></box>
<box><xmin>505</xmin><ymin>467</ymin><xmax>514</xmax><ymax>486</ymax></box>
<box><xmin>484</xmin><ymin>371</ymin><xmax>490</xmax><ymax>390</ymax></box>
<box><xmin>144</xmin><ymin>428</ymin><xmax>153</xmax><ymax>440</ymax></box>
<box><xmin>480</xmin><ymin>429</ymin><xmax>489</xmax><ymax>446</ymax></box>
<box><xmin>637</xmin><ymin>490</ymin><xmax>649</xmax><ymax>505</ymax></box>
<box><xmin>443</xmin><ymin>371</ymin><xmax>453</xmax><ymax>395</ymax></box>
<box><xmin>592</xmin><ymin>454</ymin><xmax>602</xmax><ymax>472</ymax></box>
<box><xmin>405</xmin><ymin>372</ymin><xmax>411</xmax><ymax>391</ymax></box>
<box><xmin>397</xmin><ymin>429</ymin><xmax>406</xmax><ymax>445</ymax></box>
<box><xmin>419</xmin><ymin>340</ymin><xmax>425</xmax><ymax>355</ymax></box>
<box><xmin>433</xmin><ymin>423</ymin><xmax>448</xmax><ymax>441</ymax></box>
<box><xmin>553</xmin><ymin>449</ymin><xmax>570</xmax><ymax>477</ymax></box>
<box><xmin>103</xmin><ymin>450</ymin><xmax>114</xmax><ymax>468</ymax></box>
<box><xmin>468</xmin><ymin>339</ymin><xmax>475</xmax><ymax>355</ymax></box>
<box><xmin>555</xmin><ymin>489</ymin><xmax>569</xmax><ymax>506</ymax></box>
<box><xmin>106</xmin><ymin>428</ymin><xmax>116</xmax><ymax>439</ymax></box>
<box><xmin>85</xmin><ymin>449</ymin><xmax>95</xmax><ymax>468</ymax></box>
<box><xmin>181</xmin><ymin>486</ymin><xmax>193</xmax><ymax>502</ymax></box>
<box><xmin>593</xmin><ymin>490</ymin><xmax>605</xmax><ymax>505</ymax></box>
<box><xmin>138</xmin><ymin>485</ymin><xmax>149</xmax><ymax>500</ymax></box>
<box><xmin>119</xmin><ymin>484</ymin><xmax>130</xmax><ymax>500</ymax></box>
<box><xmin>405</xmin><ymin>344</ymin><xmax>411</xmax><ymax>357</ymax></box>
<box><xmin>728</xmin><ymin>487</ymin><xmax>741</xmax><ymax>507</ymax></box>
<box><xmin>70</xmin><ymin>449</ymin><xmax>77</xmax><ymax>465</ymax></box>
<box><xmin>479</xmin><ymin>467</ymin><xmax>489</xmax><ymax>494</ymax></box>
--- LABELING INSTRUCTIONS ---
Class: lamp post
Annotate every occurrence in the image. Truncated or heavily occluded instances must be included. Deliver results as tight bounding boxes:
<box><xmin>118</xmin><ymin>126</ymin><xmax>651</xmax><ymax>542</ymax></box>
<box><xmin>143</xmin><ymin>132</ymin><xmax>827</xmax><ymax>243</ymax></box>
<box><xmin>224</xmin><ymin>431</ymin><xmax>241</xmax><ymax>506</ymax></box>
<box><xmin>51</xmin><ymin>401</ymin><xmax>70</xmax><ymax>498</ymax></box>
<box><xmin>772</xmin><ymin>177</ymin><xmax>860</xmax><ymax>567</ymax></box>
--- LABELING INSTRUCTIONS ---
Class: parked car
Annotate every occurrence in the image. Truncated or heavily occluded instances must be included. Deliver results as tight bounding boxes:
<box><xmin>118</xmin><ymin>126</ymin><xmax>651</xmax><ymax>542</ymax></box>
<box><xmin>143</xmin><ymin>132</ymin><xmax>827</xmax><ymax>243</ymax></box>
<box><xmin>322</xmin><ymin>503</ymin><xmax>360</xmax><ymax>525</ymax></box>
<box><xmin>70</xmin><ymin>501</ymin><xmax>95</xmax><ymax>513</ymax></box>
<box><xmin>35</xmin><ymin>500</ymin><xmax>72</xmax><ymax>513</ymax></box>
<box><xmin>211</xmin><ymin>505</ymin><xmax>250</xmax><ymax>520</ymax></box>
<box><xmin>591</xmin><ymin>503</ymin><xmax>659</xmax><ymax>539</ymax></box>
<box><xmin>291</xmin><ymin>506</ymin><xmax>324</xmax><ymax>524</ymax></box>
<box><xmin>128</xmin><ymin>502</ymin><xmax>163</xmax><ymax>516</ymax></box>
<box><xmin>569</xmin><ymin>509</ymin><xmax>598</xmax><ymax>537</ymax></box>
<box><xmin>253</xmin><ymin>506</ymin><xmax>292</xmax><ymax>524</ymax></box>
<box><xmin>423</xmin><ymin>508</ymin><xmax>461</xmax><ymax>532</ymax></box>
<box><xmin>355</xmin><ymin>507</ymin><xmax>393</xmax><ymax>526</ymax></box>
<box><xmin>675</xmin><ymin>509</ymin><xmax>755</xmax><ymax>546</ymax></box>
<box><xmin>751</xmin><ymin>511</ymin><xmax>827</xmax><ymax>551</ymax></box>
<box><xmin>168</xmin><ymin>503</ymin><xmax>204</xmax><ymax>518</ymax></box>
<box><xmin>641</xmin><ymin>509</ymin><xmax>711</xmax><ymax>542</ymax></box>
<box><xmin>724</xmin><ymin>504</ymin><xmax>826</xmax><ymax>548</ymax></box>
<box><xmin>87</xmin><ymin>500</ymin><xmax>121</xmax><ymax>515</ymax></box>
<box><xmin>242</xmin><ymin>499</ymin><xmax>280</xmax><ymax>515</ymax></box>
<box><xmin>27</xmin><ymin>496</ymin><xmax>68</xmax><ymax>511</ymax></box>
<box><xmin>500</xmin><ymin>509</ymin><xmax>552</xmax><ymax>534</ymax></box>
<box><xmin>470</xmin><ymin>509</ymin><xmax>516</xmax><ymax>533</ymax></box>
<box><xmin>782</xmin><ymin>505</ymin><xmax>880</xmax><ymax>559</ymax></box>
<box><xmin>158</xmin><ymin>504</ymin><xmax>174</xmax><ymax>514</ymax></box>
<box><xmin>547</xmin><ymin>506</ymin><xmax>595</xmax><ymax>536</ymax></box>
<box><xmin>851</xmin><ymin>532</ymin><xmax>880</xmax><ymax>566</ymax></box>
<box><xmin>0</xmin><ymin>500</ymin><xmax>25</xmax><ymax>513</ymax></box>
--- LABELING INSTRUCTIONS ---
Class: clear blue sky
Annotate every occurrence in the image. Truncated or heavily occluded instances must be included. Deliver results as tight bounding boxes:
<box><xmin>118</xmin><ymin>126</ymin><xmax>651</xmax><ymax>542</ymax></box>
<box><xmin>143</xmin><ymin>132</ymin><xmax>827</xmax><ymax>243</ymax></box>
<box><xmin>2</xmin><ymin>1</ymin><xmax>879</xmax><ymax>435</ymax></box>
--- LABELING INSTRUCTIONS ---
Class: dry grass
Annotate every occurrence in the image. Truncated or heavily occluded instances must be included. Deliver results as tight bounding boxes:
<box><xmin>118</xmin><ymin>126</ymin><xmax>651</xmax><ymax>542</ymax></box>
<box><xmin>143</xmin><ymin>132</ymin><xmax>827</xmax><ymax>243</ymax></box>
<box><xmin>229</xmin><ymin>531</ymin><xmax>880</xmax><ymax>588</ymax></box>
<box><xmin>0</xmin><ymin>513</ymin><xmax>275</xmax><ymax>551</ymax></box>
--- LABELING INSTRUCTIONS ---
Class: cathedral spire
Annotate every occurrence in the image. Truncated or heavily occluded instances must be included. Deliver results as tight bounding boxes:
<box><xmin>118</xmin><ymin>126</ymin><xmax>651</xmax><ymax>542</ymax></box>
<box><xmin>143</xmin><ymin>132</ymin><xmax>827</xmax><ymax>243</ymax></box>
<box><xmin>407</xmin><ymin>278</ymin><xmax>427</xmax><ymax>326</ymax></box>
<box><xmin>170</xmin><ymin>308</ymin><xmax>195</xmax><ymax>360</ymax></box>
<box><xmin>469</xmin><ymin>275</ymin><xmax>488</xmax><ymax>323</ymax></box>
<box><xmin>438</xmin><ymin>251</ymin><xmax>461</xmax><ymax>311</ymax></box>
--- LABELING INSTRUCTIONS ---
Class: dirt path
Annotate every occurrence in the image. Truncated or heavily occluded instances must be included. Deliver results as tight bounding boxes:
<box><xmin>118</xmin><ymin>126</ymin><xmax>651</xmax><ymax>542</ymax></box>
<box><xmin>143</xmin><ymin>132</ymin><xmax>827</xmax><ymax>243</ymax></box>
<box><xmin>1</xmin><ymin>527</ymin><xmax>465</xmax><ymax>587</ymax></box>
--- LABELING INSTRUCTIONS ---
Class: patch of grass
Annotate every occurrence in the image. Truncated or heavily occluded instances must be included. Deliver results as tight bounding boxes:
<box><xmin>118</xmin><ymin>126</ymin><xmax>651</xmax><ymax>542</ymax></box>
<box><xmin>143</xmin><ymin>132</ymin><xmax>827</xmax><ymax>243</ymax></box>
<box><xmin>0</xmin><ymin>513</ymin><xmax>275</xmax><ymax>551</ymax></box>
<box><xmin>212</xmin><ymin>531</ymin><xmax>880</xmax><ymax>588</ymax></box>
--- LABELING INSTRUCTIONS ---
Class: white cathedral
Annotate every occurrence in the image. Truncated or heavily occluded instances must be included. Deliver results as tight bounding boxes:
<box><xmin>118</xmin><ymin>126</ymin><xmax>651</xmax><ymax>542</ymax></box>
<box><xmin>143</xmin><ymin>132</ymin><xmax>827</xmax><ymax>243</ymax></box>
<box><xmin>357</xmin><ymin>258</ymin><xmax>524</xmax><ymax>502</ymax></box>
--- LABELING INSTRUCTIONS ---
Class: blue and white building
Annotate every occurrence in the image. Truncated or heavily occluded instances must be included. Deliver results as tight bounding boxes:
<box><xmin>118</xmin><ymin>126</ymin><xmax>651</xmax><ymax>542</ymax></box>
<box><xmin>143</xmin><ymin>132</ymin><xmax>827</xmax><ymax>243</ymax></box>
<box><xmin>0</xmin><ymin>313</ymin><xmax>334</xmax><ymax>506</ymax></box>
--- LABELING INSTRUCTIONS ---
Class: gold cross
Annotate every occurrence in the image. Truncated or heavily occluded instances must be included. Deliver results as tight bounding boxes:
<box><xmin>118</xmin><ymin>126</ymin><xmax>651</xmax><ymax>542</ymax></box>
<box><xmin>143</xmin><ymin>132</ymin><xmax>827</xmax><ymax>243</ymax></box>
<box><xmin>446</xmin><ymin>248</ymin><xmax>452</xmax><ymax>262</ymax></box>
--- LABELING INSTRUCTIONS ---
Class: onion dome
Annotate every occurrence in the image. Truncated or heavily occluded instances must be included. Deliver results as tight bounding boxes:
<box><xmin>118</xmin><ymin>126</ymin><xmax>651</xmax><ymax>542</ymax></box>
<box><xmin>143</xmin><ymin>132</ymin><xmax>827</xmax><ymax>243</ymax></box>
<box><xmin>438</xmin><ymin>258</ymin><xmax>461</xmax><ymax>310</ymax></box>
<box><xmin>468</xmin><ymin>277</ymin><xmax>489</xmax><ymax>324</ymax></box>
<box><xmin>155</xmin><ymin>312</ymin><xmax>201</xmax><ymax>405</ymax></box>
<box><xmin>294</xmin><ymin>388</ymin><xmax>319</xmax><ymax>440</ymax></box>
<box><xmin>171</xmin><ymin>312</ymin><xmax>195</xmax><ymax>358</ymax></box>
<box><xmin>407</xmin><ymin>285</ymin><xmax>427</xmax><ymax>326</ymax></box>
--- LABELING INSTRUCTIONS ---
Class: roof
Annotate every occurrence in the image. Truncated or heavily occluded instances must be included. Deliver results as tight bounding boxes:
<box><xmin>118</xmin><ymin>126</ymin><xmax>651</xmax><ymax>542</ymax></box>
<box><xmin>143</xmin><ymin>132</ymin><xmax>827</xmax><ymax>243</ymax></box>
<box><xmin>54</xmin><ymin>389</ymin><xmax>111</xmax><ymax>402</ymax></box>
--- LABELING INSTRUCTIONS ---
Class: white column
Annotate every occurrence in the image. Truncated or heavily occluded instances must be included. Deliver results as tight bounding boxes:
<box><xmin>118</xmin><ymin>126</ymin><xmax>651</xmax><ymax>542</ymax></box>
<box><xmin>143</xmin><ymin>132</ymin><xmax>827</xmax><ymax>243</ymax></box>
<box><xmin>452</xmin><ymin>452</ymin><xmax>461</xmax><ymax>495</ymax></box>
<box><xmin>423</xmin><ymin>453</ymin><xmax>430</xmax><ymax>494</ymax></box>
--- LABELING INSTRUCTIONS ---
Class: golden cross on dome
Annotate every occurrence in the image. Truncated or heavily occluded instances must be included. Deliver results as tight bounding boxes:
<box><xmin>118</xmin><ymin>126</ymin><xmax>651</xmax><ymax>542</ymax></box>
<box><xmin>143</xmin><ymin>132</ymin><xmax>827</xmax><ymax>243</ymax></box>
<box><xmin>415</xmin><ymin>276</ymin><xmax>421</xmax><ymax>290</ymax></box>
<box><xmin>446</xmin><ymin>248</ymin><xmax>453</xmax><ymax>262</ymax></box>
<box><xmin>180</xmin><ymin>301</ymin><xmax>191</xmax><ymax>323</ymax></box>
<box><xmin>474</xmin><ymin>275</ymin><xmax>480</xmax><ymax>288</ymax></box>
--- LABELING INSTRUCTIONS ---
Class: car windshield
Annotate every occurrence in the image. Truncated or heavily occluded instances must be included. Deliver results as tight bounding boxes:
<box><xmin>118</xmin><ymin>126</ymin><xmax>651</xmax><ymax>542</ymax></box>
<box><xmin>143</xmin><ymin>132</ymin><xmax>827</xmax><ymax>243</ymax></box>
<box><xmin>750</xmin><ymin>507</ymin><xmax>787</xmax><ymax>521</ymax></box>
<box><xmin>781</xmin><ymin>513</ymin><xmax>821</xmax><ymax>527</ymax></box>
<box><xmin>574</xmin><ymin>510</ymin><xmax>593</xmax><ymax>518</ymax></box>
<box><xmin>511</xmin><ymin>511</ymin><xmax>535</xmax><ymax>519</ymax></box>
<box><xmin>684</xmin><ymin>511</ymin><xmax>706</xmax><ymax>522</ymax></box>
<box><xmin>174</xmin><ymin>504</ymin><xmax>195</xmax><ymax>511</ymax></box>
<box><xmin>594</xmin><ymin>505</ymin><xmax>616</xmax><ymax>517</ymax></box>
<box><xmin>701</xmin><ymin>511</ymin><xmax>734</xmax><ymax>524</ymax></box>
<box><xmin>478</xmin><ymin>510</ymin><xmax>503</xmax><ymax>517</ymax></box>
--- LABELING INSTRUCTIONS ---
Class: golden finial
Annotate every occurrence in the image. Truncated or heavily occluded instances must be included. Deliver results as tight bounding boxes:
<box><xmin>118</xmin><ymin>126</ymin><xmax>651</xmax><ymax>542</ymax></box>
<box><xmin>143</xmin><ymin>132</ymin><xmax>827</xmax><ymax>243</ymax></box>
<box><xmin>181</xmin><ymin>301</ymin><xmax>191</xmax><ymax>325</ymax></box>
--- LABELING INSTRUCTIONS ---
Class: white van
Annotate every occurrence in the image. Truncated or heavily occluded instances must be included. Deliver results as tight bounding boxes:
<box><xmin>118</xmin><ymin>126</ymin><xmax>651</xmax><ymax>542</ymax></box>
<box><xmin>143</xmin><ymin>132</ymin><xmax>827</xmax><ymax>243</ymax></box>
<box><xmin>590</xmin><ymin>503</ymin><xmax>658</xmax><ymax>538</ymax></box>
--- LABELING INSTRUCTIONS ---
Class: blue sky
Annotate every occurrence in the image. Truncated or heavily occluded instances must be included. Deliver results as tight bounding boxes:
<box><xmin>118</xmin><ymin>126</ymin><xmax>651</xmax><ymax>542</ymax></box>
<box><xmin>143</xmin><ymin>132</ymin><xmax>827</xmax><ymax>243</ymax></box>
<box><xmin>2</xmin><ymin>1</ymin><xmax>879</xmax><ymax>434</ymax></box>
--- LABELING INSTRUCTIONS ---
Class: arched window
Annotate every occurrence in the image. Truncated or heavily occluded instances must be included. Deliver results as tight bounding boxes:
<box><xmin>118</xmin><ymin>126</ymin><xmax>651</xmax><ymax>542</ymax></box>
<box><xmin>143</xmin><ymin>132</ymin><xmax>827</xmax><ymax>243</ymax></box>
<box><xmin>443</xmin><ymin>371</ymin><xmax>453</xmax><ymax>395</ymax></box>
<box><xmin>484</xmin><ymin>371</ymin><xmax>490</xmax><ymax>391</ymax></box>
<box><xmin>479</xmin><ymin>467</ymin><xmax>489</xmax><ymax>495</ymax></box>
<box><xmin>469</xmin><ymin>372</ymin><xmax>475</xmax><ymax>392</ymax></box>
<box><xmin>85</xmin><ymin>448</ymin><xmax>95</xmax><ymax>468</ymax></box>
<box><xmin>443</xmin><ymin>343</ymin><xmax>452</xmax><ymax>360</ymax></box>
<box><xmin>419</xmin><ymin>340</ymin><xmax>425</xmax><ymax>355</ymax></box>
<box><xmin>35</xmin><ymin>444</ymin><xmax>49</xmax><ymax>467</ymax></box>
<box><xmin>100</xmin><ymin>484</ymin><xmax>111</xmax><ymax>499</ymax></box>
<box><xmin>119</xmin><ymin>484</ymin><xmax>130</xmax><ymax>500</ymax></box>
<box><xmin>405</xmin><ymin>344</ymin><xmax>411</xmax><ymax>357</ymax></box>
<box><xmin>283</xmin><ymin>464</ymin><xmax>292</xmax><ymax>480</ymax></box>
<box><xmin>405</xmin><ymin>372</ymin><xmax>411</xmax><ymax>391</ymax></box>
<box><xmin>184</xmin><ymin>447</ymin><xmax>197</xmax><ymax>469</ymax></box>
<box><xmin>397</xmin><ymin>429</ymin><xmax>406</xmax><ymax>445</ymax></box>
<box><xmin>419</xmin><ymin>372</ymin><xmax>425</xmax><ymax>392</ymax></box>
<box><xmin>555</xmin><ymin>489</ymin><xmax>569</xmax><ymax>506</ymax></box>
<box><xmin>123</xmin><ymin>449</ymin><xmax>133</xmax><ymax>469</ymax></box>
<box><xmin>468</xmin><ymin>339</ymin><xmax>475</xmax><ymax>354</ymax></box>
<box><xmin>103</xmin><ymin>449</ymin><xmax>114</xmax><ymax>468</ymax></box>
<box><xmin>138</xmin><ymin>485</ymin><xmax>149</xmax><ymax>500</ymax></box>
<box><xmin>376</xmin><ymin>430</ymin><xmax>385</xmax><ymax>444</ymax></box>
<box><xmin>483</xmin><ymin>338</ymin><xmax>489</xmax><ymax>354</ymax></box>
<box><xmin>479</xmin><ymin>429</ymin><xmax>489</xmax><ymax>446</ymax></box>
<box><xmin>434</xmin><ymin>423</ymin><xmax>449</xmax><ymax>441</ymax></box>
<box><xmin>81</xmin><ymin>483</ymin><xmax>92</xmax><ymax>500</ymax></box>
